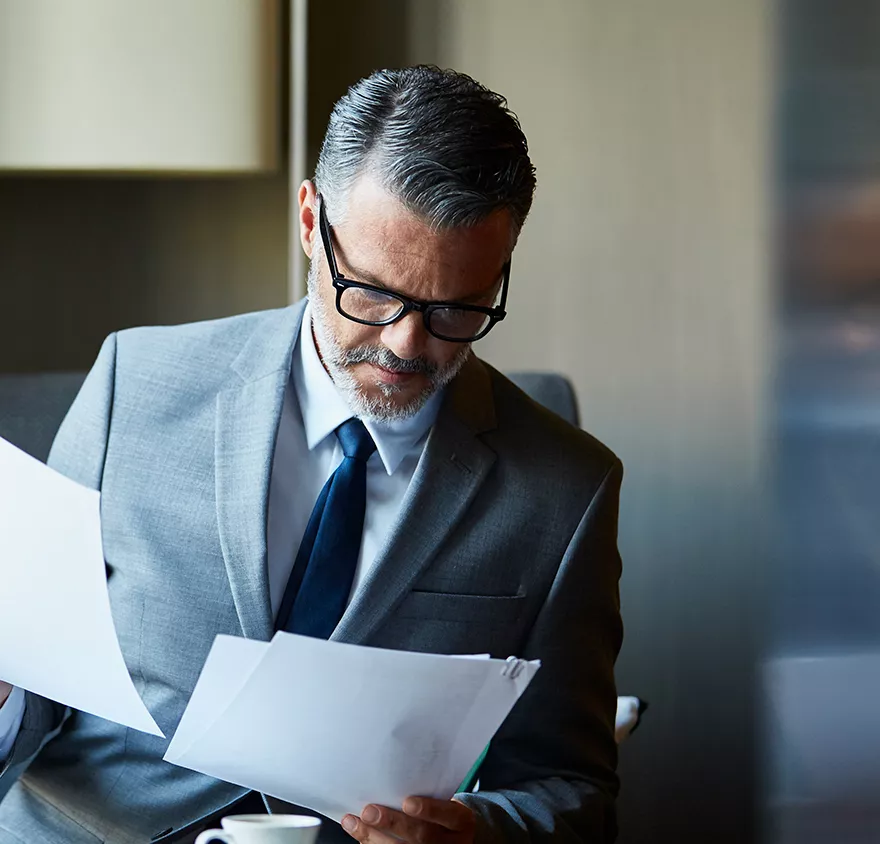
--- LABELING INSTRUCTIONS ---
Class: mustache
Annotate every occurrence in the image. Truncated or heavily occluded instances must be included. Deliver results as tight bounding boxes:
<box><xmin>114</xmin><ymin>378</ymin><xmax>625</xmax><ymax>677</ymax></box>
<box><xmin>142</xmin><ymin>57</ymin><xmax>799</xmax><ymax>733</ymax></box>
<box><xmin>336</xmin><ymin>345</ymin><xmax>438</xmax><ymax>377</ymax></box>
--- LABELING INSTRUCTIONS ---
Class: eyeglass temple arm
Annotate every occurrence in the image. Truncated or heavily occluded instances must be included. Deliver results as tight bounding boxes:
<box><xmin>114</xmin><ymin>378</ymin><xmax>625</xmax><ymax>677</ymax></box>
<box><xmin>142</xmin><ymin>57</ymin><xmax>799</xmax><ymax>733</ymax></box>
<box><xmin>316</xmin><ymin>194</ymin><xmax>341</xmax><ymax>279</ymax></box>
<box><xmin>496</xmin><ymin>261</ymin><xmax>512</xmax><ymax>312</ymax></box>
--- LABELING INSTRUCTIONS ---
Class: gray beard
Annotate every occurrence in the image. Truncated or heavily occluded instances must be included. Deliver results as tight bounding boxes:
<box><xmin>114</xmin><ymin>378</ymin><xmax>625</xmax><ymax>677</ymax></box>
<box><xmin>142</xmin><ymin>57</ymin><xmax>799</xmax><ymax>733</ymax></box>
<box><xmin>307</xmin><ymin>261</ymin><xmax>471</xmax><ymax>423</ymax></box>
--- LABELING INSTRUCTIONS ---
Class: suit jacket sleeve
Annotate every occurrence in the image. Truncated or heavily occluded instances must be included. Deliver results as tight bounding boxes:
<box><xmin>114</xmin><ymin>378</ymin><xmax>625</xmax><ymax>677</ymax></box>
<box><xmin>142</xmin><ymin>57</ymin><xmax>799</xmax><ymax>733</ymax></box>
<box><xmin>456</xmin><ymin>458</ymin><xmax>624</xmax><ymax>844</ymax></box>
<box><xmin>0</xmin><ymin>333</ymin><xmax>118</xmax><ymax>782</ymax></box>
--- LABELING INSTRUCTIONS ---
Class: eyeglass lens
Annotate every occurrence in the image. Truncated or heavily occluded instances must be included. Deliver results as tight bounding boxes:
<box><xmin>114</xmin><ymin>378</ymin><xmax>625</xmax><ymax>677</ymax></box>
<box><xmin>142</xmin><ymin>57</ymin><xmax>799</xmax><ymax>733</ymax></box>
<box><xmin>337</xmin><ymin>286</ymin><xmax>491</xmax><ymax>341</ymax></box>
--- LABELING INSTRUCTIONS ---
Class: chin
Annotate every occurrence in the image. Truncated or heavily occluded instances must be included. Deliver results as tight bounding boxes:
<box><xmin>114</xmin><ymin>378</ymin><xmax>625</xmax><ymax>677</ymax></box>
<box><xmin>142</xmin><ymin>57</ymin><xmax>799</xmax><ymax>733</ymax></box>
<box><xmin>365</xmin><ymin>382</ymin><xmax>422</xmax><ymax>405</ymax></box>
<box><xmin>350</xmin><ymin>383</ymin><xmax>434</xmax><ymax>423</ymax></box>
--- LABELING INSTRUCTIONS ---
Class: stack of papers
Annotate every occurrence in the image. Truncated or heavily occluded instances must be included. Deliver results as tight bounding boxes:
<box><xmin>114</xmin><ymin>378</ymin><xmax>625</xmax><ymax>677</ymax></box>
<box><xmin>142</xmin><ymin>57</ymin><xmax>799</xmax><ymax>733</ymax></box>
<box><xmin>0</xmin><ymin>435</ymin><xmax>540</xmax><ymax>817</ymax></box>
<box><xmin>165</xmin><ymin>632</ymin><xmax>540</xmax><ymax>821</ymax></box>
<box><xmin>0</xmin><ymin>436</ymin><xmax>162</xmax><ymax>736</ymax></box>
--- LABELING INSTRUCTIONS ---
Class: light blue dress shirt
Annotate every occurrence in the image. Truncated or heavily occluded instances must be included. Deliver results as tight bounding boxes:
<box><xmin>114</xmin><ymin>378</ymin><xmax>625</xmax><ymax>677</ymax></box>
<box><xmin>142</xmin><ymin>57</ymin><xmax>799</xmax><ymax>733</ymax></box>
<box><xmin>267</xmin><ymin>305</ymin><xmax>442</xmax><ymax>615</ymax></box>
<box><xmin>0</xmin><ymin>304</ymin><xmax>441</xmax><ymax>759</ymax></box>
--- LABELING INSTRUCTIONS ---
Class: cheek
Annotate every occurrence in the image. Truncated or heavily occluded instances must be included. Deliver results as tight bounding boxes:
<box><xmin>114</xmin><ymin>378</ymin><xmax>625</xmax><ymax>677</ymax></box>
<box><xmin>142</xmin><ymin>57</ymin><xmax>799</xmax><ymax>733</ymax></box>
<box><xmin>426</xmin><ymin>338</ymin><xmax>463</xmax><ymax>368</ymax></box>
<box><xmin>312</xmin><ymin>283</ymin><xmax>371</xmax><ymax>348</ymax></box>
<box><xmin>333</xmin><ymin>316</ymin><xmax>383</xmax><ymax>351</ymax></box>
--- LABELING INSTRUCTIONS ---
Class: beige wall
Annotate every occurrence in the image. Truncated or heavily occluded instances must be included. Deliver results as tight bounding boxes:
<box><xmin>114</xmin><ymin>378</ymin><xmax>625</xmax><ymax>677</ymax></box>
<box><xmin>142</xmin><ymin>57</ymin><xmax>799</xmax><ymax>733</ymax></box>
<box><xmin>406</xmin><ymin>2</ymin><xmax>772</xmax><ymax>842</ymax></box>
<box><xmin>0</xmin><ymin>0</ymin><xmax>290</xmax><ymax>374</ymax></box>
<box><xmin>0</xmin><ymin>177</ymin><xmax>289</xmax><ymax>372</ymax></box>
<box><xmin>0</xmin><ymin>0</ymin><xmax>280</xmax><ymax>172</ymax></box>
<box><xmin>0</xmin><ymin>0</ymin><xmax>289</xmax><ymax>373</ymax></box>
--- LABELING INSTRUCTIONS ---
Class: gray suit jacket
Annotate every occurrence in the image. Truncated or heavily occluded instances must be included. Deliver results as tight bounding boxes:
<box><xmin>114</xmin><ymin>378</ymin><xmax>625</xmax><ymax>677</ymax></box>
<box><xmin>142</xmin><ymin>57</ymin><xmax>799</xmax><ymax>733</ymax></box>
<box><xmin>0</xmin><ymin>301</ymin><xmax>623</xmax><ymax>844</ymax></box>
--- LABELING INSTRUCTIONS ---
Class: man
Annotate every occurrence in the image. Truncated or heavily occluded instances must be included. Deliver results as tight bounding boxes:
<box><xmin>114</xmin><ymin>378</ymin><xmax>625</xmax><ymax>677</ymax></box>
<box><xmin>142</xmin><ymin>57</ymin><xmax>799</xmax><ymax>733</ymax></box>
<box><xmin>0</xmin><ymin>66</ymin><xmax>623</xmax><ymax>844</ymax></box>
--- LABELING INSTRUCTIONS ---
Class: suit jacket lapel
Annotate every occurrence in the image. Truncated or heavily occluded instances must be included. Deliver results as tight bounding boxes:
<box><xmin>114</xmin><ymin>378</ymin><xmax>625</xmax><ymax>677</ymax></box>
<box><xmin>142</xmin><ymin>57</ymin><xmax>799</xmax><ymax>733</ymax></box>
<box><xmin>332</xmin><ymin>355</ymin><xmax>498</xmax><ymax>645</ymax></box>
<box><xmin>215</xmin><ymin>302</ymin><xmax>306</xmax><ymax>642</ymax></box>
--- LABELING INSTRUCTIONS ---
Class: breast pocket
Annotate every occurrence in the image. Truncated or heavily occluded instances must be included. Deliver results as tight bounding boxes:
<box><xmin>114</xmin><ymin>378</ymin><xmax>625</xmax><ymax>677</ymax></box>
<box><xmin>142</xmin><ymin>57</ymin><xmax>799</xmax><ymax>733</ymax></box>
<box><xmin>395</xmin><ymin>590</ymin><xmax>526</xmax><ymax>625</ymax></box>
<box><xmin>375</xmin><ymin>590</ymin><xmax>529</xmax><ymax>656</ymax></box>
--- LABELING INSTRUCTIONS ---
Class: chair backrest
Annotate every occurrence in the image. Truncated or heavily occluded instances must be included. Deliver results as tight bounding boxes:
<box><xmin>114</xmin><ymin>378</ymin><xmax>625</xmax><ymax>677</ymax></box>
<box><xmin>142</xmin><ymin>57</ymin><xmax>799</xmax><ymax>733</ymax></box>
<box><xmin>0</xmin><ymin>372</ymin><xmax>87</xmax><ymax>462</ymax></box>
<box><xmin>507</xmin><ymin>372</ymin><xmax>580</xmax><ymax>427</ymax></box>
<box><xmin>0</xmin><ymin>370</ymin><xmax>579</xmax><ymax>463</ymax></box>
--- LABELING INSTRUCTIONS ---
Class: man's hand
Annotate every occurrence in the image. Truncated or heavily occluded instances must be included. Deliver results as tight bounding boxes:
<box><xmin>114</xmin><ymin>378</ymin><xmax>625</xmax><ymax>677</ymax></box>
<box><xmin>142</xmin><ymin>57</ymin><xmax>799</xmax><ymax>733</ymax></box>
<box><xmin>341</xmin><ymin>797</ymin><xmax>476</xmax><ymax>844</ymax></box>
<box><xmin>0</xmin><ymin>681</ymin><xmax>12</xmax><ymax>708</ymax></box>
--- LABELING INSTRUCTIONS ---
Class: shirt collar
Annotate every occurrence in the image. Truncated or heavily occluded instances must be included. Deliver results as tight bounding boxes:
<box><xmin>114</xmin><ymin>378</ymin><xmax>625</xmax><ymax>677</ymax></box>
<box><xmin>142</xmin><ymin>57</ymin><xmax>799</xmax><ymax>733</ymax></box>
<box><xmin>292</xmin><ymin>304</ymin><xmax>442</xmax><ymax>475</ymax></box>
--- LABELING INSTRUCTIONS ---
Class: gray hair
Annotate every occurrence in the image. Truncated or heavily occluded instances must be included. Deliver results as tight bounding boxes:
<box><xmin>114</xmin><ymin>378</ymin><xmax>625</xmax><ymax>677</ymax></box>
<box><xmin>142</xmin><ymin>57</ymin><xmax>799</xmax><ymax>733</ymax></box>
<box><xmin>314</xmin><ymin>66</ymin><xmax>536</xmax><ymax>245</ymax></box>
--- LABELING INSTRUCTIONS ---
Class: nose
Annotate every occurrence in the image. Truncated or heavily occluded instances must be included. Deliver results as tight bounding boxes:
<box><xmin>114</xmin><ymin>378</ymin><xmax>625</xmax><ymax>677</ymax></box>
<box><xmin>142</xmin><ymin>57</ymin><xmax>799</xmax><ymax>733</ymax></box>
<box><xmin>379</xmin><ymin>311</ymin><xmax>430</xmax><ymax>361</ymax></box>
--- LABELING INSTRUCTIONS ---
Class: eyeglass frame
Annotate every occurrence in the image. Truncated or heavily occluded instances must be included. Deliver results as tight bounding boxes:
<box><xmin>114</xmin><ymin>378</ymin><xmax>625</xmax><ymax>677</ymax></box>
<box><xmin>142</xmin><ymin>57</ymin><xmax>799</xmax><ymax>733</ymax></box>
<box><xmin>316</xmin><ymin>194</ymin><xmax>510</xmax><ymax>343</ymax></box>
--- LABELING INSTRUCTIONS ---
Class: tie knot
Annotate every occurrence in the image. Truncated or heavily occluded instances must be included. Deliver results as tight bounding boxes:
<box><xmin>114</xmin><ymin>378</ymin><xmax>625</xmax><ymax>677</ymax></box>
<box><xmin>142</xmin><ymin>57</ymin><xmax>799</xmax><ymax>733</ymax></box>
<box><xmin>336</xmin><ymin>419</ymin><xmax>376</xmax><ymax>462</ymax></box>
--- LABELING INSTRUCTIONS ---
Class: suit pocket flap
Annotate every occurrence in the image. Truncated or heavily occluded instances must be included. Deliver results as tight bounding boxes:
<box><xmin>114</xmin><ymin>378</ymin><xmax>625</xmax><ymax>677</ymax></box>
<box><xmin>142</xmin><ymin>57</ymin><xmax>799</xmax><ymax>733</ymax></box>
<box><xmin>395</xmin><ymin>590</ymin><xmax>526</xmax><ymax>624</ymax></box>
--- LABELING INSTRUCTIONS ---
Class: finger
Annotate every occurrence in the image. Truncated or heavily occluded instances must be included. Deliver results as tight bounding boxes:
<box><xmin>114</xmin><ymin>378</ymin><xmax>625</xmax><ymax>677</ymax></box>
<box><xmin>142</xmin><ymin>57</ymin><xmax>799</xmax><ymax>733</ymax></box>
<box><xmin>403</xmin><ymin>797</ymin><xmax>476</xmax><ymax>834</ymax></box>
<box><xmin>340</xmin><ymin>814</ymin><xmax>400</xmax><ymax>844</ymax></box>
<box><xmin>357</xmin><ymin>804</ymin><xmax>443</xmax><ymax>844</ymax></box>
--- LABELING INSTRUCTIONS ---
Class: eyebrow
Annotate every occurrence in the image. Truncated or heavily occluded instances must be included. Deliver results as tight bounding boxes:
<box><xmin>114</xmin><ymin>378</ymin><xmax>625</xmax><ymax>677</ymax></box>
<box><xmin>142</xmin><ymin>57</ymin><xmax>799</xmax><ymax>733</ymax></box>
<box><xmin>340</xmin><ymin>258</ymin><xmax>506</xmax><ymax>306</ymax></box>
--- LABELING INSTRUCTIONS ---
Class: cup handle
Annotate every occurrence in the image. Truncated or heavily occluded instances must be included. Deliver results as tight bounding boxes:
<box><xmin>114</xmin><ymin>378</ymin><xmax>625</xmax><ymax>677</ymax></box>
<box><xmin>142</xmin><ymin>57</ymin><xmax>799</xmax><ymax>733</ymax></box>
<box><xmin>195</xmin><ymin>831</ymin><xmax>234</xmax><ymax>844</ymax></box>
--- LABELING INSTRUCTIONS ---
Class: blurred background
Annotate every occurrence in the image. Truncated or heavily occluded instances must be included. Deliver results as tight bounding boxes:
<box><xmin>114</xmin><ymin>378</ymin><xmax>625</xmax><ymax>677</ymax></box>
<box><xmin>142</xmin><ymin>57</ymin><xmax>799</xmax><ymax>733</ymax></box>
<box><xmin>1</xmin><ymin>1</ymin><xmax>878</xmax><ymax>841</ymax></box>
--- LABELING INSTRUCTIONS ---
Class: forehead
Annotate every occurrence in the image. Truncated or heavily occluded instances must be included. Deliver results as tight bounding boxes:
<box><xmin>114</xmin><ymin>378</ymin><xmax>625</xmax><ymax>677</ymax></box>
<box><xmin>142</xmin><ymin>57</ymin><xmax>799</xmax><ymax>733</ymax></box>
<box><xmin>329</xmin><ymin>175</ymin><xmax>511</xmax><ymax>302</ymax></box>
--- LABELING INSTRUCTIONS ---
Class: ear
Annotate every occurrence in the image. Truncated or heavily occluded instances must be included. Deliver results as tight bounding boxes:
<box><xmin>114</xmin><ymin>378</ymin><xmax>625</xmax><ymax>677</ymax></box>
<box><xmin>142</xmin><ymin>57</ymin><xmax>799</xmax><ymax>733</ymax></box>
<box><xmin>298</xmin><ymin>180</ymin><xmax>318</xmax><ymax>259</ymax></box>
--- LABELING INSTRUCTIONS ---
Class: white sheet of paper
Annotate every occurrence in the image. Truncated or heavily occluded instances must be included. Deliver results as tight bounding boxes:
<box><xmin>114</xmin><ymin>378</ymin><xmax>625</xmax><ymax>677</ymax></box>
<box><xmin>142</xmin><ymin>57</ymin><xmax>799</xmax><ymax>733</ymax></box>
<box><xmin>0</xmin><ymin>436</ymin><xmax>163</xmax><ymax>736</ymax></box>
<box><xmin>165</xmin><ymin>632</ymin><xmax>539</xmax><ymax>821</ymax></box>
<box><xmin>169</xmin><ymin>635</ymin><xmax>268</xmax><ymax>757</ymax></box>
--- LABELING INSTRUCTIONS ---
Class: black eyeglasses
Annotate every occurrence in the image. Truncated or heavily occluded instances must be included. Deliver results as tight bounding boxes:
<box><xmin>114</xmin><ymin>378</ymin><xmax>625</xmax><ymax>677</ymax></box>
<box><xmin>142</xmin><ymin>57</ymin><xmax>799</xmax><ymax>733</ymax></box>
<box><xmin>317</xmin><ymin>196</ymin><xmax>509</xmax><ymax>343</ymax></box>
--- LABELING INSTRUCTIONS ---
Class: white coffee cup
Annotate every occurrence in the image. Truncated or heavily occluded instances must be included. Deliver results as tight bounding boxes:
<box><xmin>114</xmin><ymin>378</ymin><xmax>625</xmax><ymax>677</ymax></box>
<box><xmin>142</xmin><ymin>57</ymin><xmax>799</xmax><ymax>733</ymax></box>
<box><xmin>194</xmin><ymin>814</ymin><xmax>322</xmax><ymax>844</ymax></box>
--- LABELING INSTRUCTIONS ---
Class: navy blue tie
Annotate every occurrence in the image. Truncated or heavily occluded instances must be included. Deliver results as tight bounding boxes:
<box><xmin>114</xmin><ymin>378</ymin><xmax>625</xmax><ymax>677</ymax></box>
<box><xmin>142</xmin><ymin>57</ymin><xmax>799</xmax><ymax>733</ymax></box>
<box><xmin>276</xmin><ymin>419</ymin><xmax>377</xmax><ymax>639</ymax></box>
